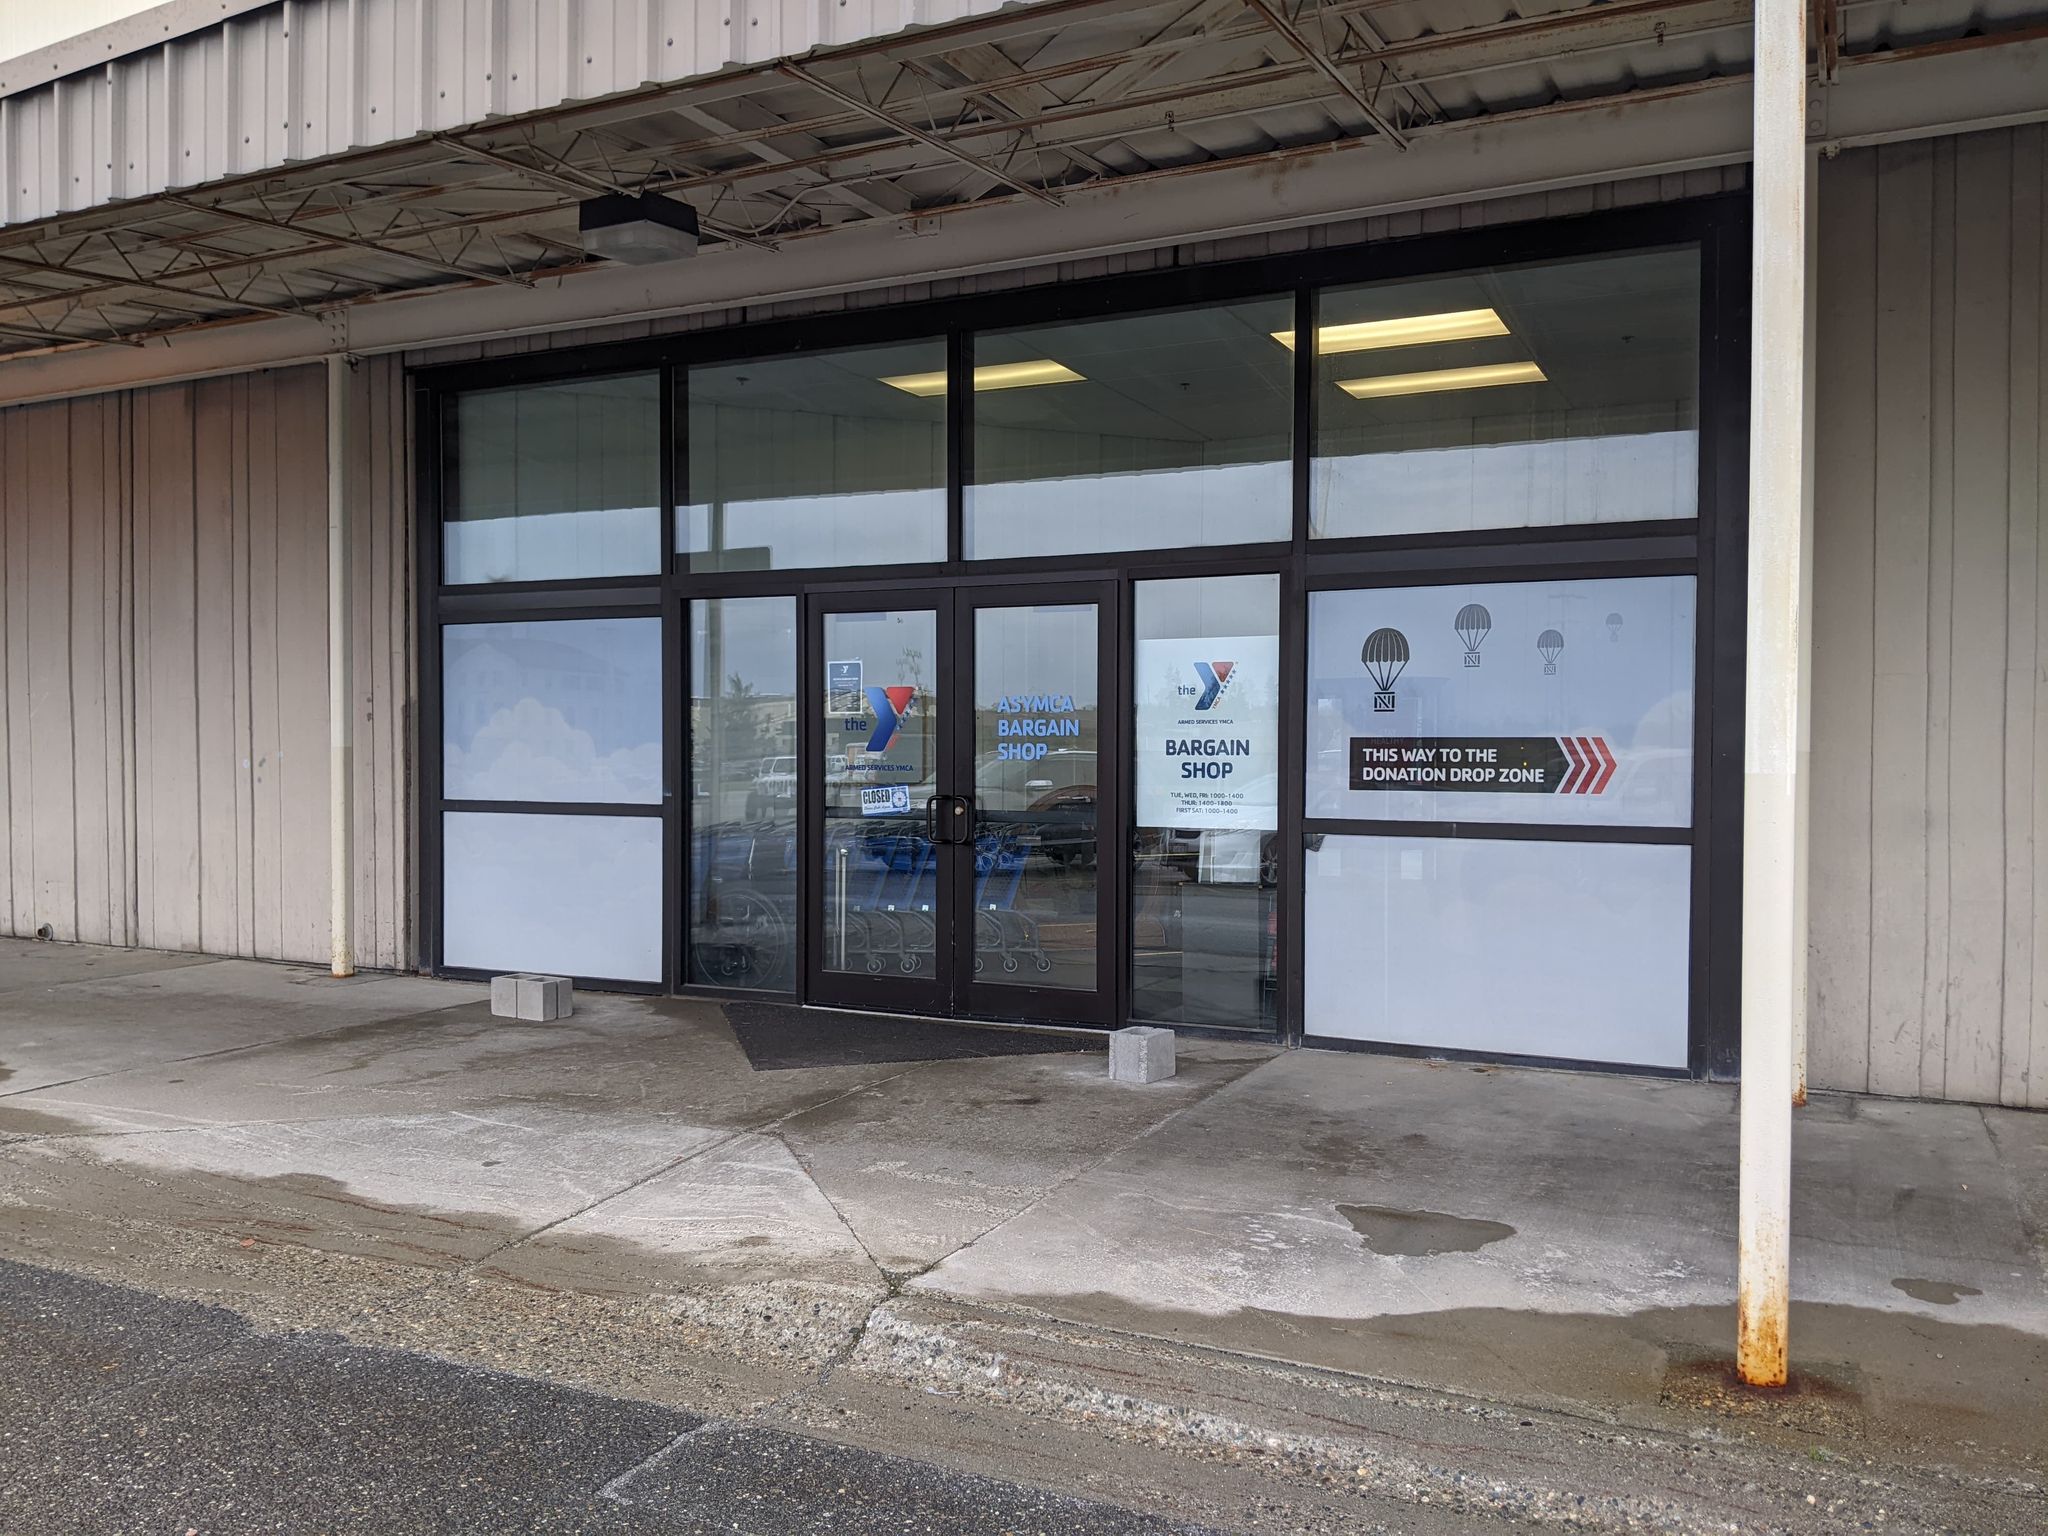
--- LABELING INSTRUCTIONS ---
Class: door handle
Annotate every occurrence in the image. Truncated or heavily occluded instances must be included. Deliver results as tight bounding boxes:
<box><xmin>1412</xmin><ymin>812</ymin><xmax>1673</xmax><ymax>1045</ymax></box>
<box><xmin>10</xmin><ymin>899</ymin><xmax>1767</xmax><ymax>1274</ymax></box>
<box><xmin>925</xmin><ymin>794</ymin><xmax>973</xmax><ymax>845</ymax></box>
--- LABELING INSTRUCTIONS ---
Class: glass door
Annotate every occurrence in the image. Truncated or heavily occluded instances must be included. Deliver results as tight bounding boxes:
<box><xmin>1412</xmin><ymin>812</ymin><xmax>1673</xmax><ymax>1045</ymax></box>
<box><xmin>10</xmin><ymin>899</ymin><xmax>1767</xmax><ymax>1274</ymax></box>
<box><xmin>808</xmin><ymin>597</ymin><xmax>949</xmax><ymax>1016</ymax></box>
<box><xmin>953</xmin><ymin>587</ymin><xmax>1118</xmax><ymax>1024</ymax></box>
<box><xmin>803</xmin><ymin>583</ymin><xmax>1119</xmax><ymax>1025</ymax></box>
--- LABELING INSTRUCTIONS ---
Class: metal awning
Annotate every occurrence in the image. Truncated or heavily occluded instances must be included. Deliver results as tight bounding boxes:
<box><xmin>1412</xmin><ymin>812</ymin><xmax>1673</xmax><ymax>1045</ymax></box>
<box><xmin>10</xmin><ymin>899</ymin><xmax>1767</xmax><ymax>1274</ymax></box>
<box><xmin>0</xmin><ymin>0</ymin><xmax>2045</xmax><ymax>367</ymax></box>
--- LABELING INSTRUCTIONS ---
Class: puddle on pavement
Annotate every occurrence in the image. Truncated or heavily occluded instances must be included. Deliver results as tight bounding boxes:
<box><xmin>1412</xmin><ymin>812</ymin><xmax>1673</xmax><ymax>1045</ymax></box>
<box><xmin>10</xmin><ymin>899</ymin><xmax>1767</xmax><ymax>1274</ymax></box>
<box><xmin>1891</xmin><ymin>1277</ymin><xmax>1983</xmax><ymax>1305</ymax></box>
<box><xmin>0</xmin><ymin>1099</ymin><xmax>91</xmax><ymax>1137</ymax></box>
<box><xmin>1339</xmin><ymin>1202</ymin><xmax>1515</xmax><ymax>1256</ymax></box>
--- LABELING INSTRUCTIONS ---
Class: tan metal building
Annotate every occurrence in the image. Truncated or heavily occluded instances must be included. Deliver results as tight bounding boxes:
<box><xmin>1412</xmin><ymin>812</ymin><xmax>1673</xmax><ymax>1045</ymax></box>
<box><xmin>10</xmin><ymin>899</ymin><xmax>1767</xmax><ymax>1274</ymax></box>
<box><xmin>0</xmin><ymin>0</ymin><xmax>2039</xmax><ymax>1143</ymax></box>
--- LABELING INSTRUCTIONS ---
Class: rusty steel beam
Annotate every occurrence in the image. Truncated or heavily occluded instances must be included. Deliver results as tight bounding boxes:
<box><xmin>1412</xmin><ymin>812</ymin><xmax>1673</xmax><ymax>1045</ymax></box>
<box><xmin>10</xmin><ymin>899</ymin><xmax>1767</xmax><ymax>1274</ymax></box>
<box><xmin>777</xmin><ymin>62</ymin><xmax>1065</xmax><ymax>207</ymax></box>
<box><xmin>429</xmin><ymin>136</ymin><xmax>783</xmax><ymax>251</ymax></box>
<box><xmin>1238</xmin><ymin>0</ymin><xmax>1410</xmax><ymax>147</ymax></box>
<box><xmin>163</xmin><ymin>197</ymin><xmax>536</xmax><ymax>289</ymax></box>
<box><xmin>0</xmin><ymin>315</ymin><xmax>136</xmax><ymax>348</ymax></box>
<box><xmin>0</xmin><ymin>246</ymin><xmax>310</xmax><ymax>321</ymax></box>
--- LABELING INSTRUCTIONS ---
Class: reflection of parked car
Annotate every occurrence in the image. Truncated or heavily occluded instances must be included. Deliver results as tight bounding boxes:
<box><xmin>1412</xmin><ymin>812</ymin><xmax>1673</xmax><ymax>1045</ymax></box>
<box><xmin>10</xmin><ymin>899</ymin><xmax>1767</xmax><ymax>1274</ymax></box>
<box><xmin>973</xmin><ymin>749</ymin><xmax>1097</xmax><ymax>866</ymax></box>
<box><xmin>747</xmin><ymin>755</ymin><xmax>797</xmax><ymax>818</ymax></box>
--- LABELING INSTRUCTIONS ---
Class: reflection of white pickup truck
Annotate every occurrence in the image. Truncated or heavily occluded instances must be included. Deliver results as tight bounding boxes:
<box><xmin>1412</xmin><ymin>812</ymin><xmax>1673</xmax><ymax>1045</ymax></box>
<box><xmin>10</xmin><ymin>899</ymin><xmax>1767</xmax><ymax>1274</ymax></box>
<box><xmin>748</xmin><ymin>754</ymin><xmax>855</xmax><ymax>818</ymax></box>
<box><xmin>747</xmin><ymin>756</ymin><xmax>796</xmax><ymax>819</ymax></box>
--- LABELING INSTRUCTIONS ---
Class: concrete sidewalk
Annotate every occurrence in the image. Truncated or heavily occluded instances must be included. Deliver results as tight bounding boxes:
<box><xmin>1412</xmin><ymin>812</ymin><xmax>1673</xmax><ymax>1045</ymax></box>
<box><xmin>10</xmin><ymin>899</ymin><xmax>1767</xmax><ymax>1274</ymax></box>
<box><xmin>1</xmin><ymin>938</ymin><xmax>2043</xmax><ymax>1533</ymax></box>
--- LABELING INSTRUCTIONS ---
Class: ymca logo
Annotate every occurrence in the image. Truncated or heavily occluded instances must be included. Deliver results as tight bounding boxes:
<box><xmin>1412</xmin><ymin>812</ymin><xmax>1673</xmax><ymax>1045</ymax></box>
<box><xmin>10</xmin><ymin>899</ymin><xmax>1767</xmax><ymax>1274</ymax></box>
<box><xmin>863</xmin><ymin>685</ymin><xmax>918</xmax><ymax>751</ymax></box>
<box><xmin>1191</xmin><ymin>661</ymin><xmax>1236</xmax><ymax>711</ymax></box>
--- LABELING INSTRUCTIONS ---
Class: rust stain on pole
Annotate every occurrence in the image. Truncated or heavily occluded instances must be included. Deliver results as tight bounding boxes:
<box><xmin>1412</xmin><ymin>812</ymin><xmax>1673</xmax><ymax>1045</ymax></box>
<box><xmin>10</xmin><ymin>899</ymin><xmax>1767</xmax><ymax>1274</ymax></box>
<box><xmin>1736</xmin><ymin>1245</ymin><xmax>1785</xmax><ymax>1392</ymax></box>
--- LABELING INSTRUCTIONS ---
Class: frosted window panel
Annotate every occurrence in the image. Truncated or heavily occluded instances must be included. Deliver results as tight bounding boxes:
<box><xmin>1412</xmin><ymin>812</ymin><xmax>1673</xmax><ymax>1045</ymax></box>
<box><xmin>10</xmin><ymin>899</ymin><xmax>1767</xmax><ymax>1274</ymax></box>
<box><xmin>680</xmin><ymin>488</ymin><xmax>944</xmax><ymax>572</ymax></box>
<box><xmin>1311</xmin><ymin>247</ymin><xmax>1699</xmax><ymax>538</ymax></box>
<box><xmin>967</xmin><ymin>298</ymin><xmax>1293</xmax><ymax>559</ymax></box>
<box><xmin>443</xmin><ymin>813</ymin><xmax>662</xmax><ymax>982</ymax></box>
<box><xmin>683</xmin><ymin>340</ymin><xmax>947</xmax><ymax>572</ymax></box>
<box><xmin>444</xmin><ymin>373</ymin><xmax>661</xmax><ymax>582</ymax></box>
<box><xmin>443</xmin><ymin>618</ymin><xmax>662</xmax><ymax>804</ymax></box>
<box><xmin>967</xmin><ymin>462</ymin><xmax>1291</xmax><ymax>561</ymax></box>
<box><xmin>1303</xmin><ymin>834</ymin><xmax>1691</xmax><ymax>1068</ymax></box>
<box><xmin>1307</xmin><ymin>575</ymin><xmax>1695</xmax><ymax>828</ymax></box>
<box><xmin>1313</xmin><ymin>429</ymin><xmax>1698</xmax><ymax>535</ymax></box>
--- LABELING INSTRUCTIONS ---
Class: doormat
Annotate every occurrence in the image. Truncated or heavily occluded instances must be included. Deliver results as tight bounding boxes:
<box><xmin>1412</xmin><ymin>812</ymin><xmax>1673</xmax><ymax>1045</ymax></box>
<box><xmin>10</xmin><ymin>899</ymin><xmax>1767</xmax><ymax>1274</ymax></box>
<box><xmin>721</xmin><ymin>1001</ymin><xmax>1104</xmax><ymax>1072</ymax></box>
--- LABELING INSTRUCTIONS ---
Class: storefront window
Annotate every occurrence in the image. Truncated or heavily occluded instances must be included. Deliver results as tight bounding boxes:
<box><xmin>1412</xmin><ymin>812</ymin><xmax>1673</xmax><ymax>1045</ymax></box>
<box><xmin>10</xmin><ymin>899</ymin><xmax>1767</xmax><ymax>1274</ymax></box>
<box><xmin>682</xmin><ymin>340</ymin><xmax>946</xmax><ymax>572</ymax></box>
<box><xmin>1303</xmin><ymin>834</ymin><xmax>1690</xmax><ymax>1066</ymax></box>
<box><xmin>443</xmin><ymin>811</ymin><xmax>663</xmax><ymax>983</ymax></box>
<box><xmin>1131</xmin><ymin>574</ymin><xmax>1279</xmax><ymax>1028</ymax></box>
<box><xmin>689</xmin><ymin>597</ymin><xmax>798</xmax><ymax>991</ymax></box>
<box><xmin>1306</xmin><ymin>575</ymin><xmax>1696</xmax><ymax>828</ymax></box>
<box><xmin>1303</xmin><ymin>571</ymin><xmax>1696</xmax><ymax>1065</ymax></box>
<box><xmin>442</xmin><ymin>618</ymin><xmax>663</xmax><ymax>804</ymax></box>
<box><xmin>443</xmin><ymin>373</ymin><xmax>660</xmax><ymax>583</ymax></box>
<box><xmin>1310</xmin><ymin>248</ymin><xmax>1700</xmax><ymax>538</ymax></box>
<box><xmin>967</xmin><ymin>299</ymin><xmax>1293</xmax><ymax>560</ymax></box>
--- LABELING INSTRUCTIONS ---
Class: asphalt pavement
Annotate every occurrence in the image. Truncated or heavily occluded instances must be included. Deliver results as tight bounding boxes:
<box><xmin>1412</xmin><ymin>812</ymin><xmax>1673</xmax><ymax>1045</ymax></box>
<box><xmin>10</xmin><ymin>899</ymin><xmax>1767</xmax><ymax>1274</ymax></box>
<box><xmin>0</xmin><ymin>1257</ymin><xmax>1222</xmax><ymax>1536</ymax></box>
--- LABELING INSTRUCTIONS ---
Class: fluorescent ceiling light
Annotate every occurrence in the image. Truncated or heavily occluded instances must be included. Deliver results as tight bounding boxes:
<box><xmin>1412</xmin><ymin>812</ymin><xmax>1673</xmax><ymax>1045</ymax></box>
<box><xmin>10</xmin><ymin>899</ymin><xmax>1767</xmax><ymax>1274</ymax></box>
<box><xmin>880</xmin><ymin>360</ymin><xmax>1084</xmax><ymax>396</ymax></box>
<box><xmin>1337</xmin><ymin>361</ymin><xmax>1548</xmax><ymax>400</ymax></box>
<box><xmin>1272</xmin><ymin>308</ymin><xmax>1510</xmax><ymax>355</ymax></box>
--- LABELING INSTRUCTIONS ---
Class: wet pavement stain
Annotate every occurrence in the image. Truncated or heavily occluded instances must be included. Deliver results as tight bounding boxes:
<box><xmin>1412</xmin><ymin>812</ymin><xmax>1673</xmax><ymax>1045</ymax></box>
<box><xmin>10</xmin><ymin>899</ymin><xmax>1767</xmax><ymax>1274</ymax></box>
<box><xmin>1891</xmin><ymin>1277</ymin><xmax>1983</xmax><ymax>1305</ymax></box>
<box><xmin>1658</xmin><ymin>1350</ymin><xmax>1867</xmax><ymax>1437</ymax></box>
<box><xmin>1339</xmin><ymin>1203</ymin><xmax>1515</xmax><ymax>1256</ymax></box>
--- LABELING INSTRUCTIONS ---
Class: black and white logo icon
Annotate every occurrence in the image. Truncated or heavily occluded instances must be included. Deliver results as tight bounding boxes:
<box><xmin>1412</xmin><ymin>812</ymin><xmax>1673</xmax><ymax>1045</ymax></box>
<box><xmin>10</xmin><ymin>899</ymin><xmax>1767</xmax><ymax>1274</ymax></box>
<box><xmin>1454</xmin><ymin>603</ymin><xmax>1491</xmax><ymax>669</ymax></box>
<box><xmin>1606</xmin><ymin>611</ymin><xmax>1624</xmax><ymax>643</ymax></box>
<box><xmin>1538</xmin><ymin>627</ymin><xmax>1566</xmax><ymax>676</ymax></box>
<box><xmin>1362</xmin><ymin>627</ymin><xmax>1410</xmax><ymax>713</ymax></box>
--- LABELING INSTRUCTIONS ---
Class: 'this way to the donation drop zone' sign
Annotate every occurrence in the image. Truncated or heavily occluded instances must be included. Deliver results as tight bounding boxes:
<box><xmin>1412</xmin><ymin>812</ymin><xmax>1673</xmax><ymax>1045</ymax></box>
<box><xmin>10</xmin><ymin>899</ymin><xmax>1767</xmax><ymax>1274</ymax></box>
<box><xmin>1135</xmin><ymin>635</ymin><xmax>1278</xmax><ymax>829</ymax></box>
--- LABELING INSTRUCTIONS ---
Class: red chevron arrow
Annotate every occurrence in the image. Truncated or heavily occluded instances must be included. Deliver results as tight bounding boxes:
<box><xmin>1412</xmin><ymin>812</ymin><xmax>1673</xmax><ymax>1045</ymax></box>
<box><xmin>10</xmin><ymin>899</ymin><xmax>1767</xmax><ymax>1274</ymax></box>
<box><xmin>1557</xmin><ymin>735</ymin><xmax>1584</xmax><ymax>794</ymax></box>
<box><xmin>1588</xmin><ymin>736</ymin><xmax>1617</xmax><ymax>793</ymax></box>
<box><xmin>1576</xmin><ymin>736</ymin><xmax>1598</xmax><ymax>794</ymax></box>
<box><xmin>1552</xmin><ymin>735</ymin><xmax>1616</xmax><ymax>794</ymax></box>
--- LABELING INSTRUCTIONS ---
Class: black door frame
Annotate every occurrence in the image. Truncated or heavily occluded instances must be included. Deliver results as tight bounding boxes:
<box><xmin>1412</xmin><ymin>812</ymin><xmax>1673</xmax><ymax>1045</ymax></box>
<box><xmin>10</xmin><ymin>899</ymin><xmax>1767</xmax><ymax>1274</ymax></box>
<box><xmin>799</xmin><ymin>577</ymin><xmax>1123</xmax><ymax>1027</ymax></box>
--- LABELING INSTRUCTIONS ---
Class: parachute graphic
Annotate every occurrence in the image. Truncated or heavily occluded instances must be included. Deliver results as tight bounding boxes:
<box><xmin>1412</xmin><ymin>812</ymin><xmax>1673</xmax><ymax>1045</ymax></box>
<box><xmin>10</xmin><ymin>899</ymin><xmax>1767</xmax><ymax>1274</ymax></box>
<box><xmin>1360</xmin><ymin>627</ymin><xmax>1410</xmax><ymax>693</ymax></box>
<box><xmin>1454</xmin><ymin>603</ymin><xmax>1492</xmax><ymax>662</ymax></box>
<box><xmin>1606</xmin><ymin>612</ymin><xmax>1624</xmax><ymax>642</ymax></box>
<box><xmin>1537</xmin><ymin>627</ymin><xmax>1566</xmax><ymax>675</ymax></box>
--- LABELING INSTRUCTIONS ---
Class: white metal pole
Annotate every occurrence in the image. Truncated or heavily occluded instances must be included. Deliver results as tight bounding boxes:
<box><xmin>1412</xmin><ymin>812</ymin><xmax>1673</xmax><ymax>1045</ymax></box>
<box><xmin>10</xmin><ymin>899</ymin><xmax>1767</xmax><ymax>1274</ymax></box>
<box><xmin>328</xmin><ymin>353</ymin><xmax>357</xmax><ymax>979</ymax></box>
<box><xmin>1739</xmin><ymin>0</ymin><xmax>1808</xmax><ymax>1388</ymax></box>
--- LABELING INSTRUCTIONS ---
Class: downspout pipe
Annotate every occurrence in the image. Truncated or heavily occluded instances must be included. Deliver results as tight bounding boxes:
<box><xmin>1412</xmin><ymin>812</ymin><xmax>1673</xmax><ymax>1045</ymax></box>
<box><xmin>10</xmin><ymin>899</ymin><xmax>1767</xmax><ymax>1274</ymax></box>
<box><xmin>328</xmin><ymin>352</ymin><xmax>356</xmax><ymax>979</ymax></box>
<box><xmin>1738</xmin><ymin>0</ymin><xmax>1809</xmax><ymax>1388</ymax></box>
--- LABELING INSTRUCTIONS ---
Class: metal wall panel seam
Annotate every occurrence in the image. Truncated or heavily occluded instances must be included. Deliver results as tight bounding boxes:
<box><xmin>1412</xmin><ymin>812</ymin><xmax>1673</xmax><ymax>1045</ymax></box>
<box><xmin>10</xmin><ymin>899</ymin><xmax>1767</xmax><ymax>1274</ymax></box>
<box><xmin>2007</xmin><ymin>123</ymin><xmax>2046</xmax><ymax>1107</ymax></box>
<box><xmin>1923</xmin><ymin>133</ymin><xmax>1957</xmax><ymax>1102</ymax></box>
<box><xmin>1808</xmin><ymin>144</ymin><xmax>1879</xmax><ymax>1094</ymax></box>
<box><xmin>0</xmin><ymin>409</ymin><xmax>20</xmax><ymax>935</ymax></box>
<box><xmin>1946</xmin><ymin>128</ymin><xmax>2015</xmax><ymax>1103</ymax></box>
<box><xmin>2034</xmin><ymin>122</ymin><xmax>2048</xmax><ymax>1105</ymax></box>
<box><xmin>283</xmin><ymin>0</ymin><xmax>304</xmax><ymax>167</ymax></box>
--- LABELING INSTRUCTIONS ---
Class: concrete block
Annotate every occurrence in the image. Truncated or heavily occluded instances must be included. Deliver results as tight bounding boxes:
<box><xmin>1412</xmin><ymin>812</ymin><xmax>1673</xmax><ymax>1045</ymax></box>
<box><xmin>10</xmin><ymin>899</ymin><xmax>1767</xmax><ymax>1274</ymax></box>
<box><xmin>491</xmin><ymin>974</ymin><xmax>574</xmax><ymax>1022</ymax></box>
<box><xmin>1109</xmin><ymin>1025</ymin><xmax>1175</xmax><ymax>1085</ymax></box>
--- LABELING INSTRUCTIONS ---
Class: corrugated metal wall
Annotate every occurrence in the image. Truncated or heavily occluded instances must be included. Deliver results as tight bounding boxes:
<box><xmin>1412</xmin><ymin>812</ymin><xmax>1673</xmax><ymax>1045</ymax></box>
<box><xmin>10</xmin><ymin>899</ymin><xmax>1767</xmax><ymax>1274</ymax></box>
<box><xmin>0</xmin><ymin>356</ymin><xmax>411</xmax><ymax>968</ymax></box>
<box><xmin>1810</xmin><ymin>126</ymin><xmax>2048</xmax><ymax>1110</ymax></box>
<box><xmin>0</xmin><ymin>0</ymin><xmax>1039</xmax><ymax>224</ymax></box>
